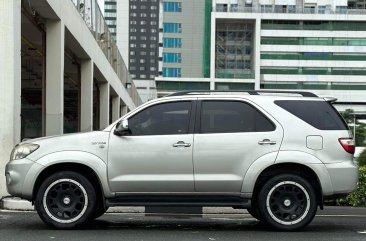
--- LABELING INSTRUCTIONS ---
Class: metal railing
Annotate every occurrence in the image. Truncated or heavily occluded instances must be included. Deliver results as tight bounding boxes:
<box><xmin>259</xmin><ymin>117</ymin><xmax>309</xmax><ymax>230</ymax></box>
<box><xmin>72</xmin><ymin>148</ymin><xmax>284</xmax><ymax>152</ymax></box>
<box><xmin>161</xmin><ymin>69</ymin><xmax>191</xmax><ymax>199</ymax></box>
<box><xmin>70</xmin><ymin>0</ymin><xmax>142</xmax><ymax>106</ymax></box>
<box><xmin>213</xmin><ymin>6</ymin><xmax>366</xmax><ymax>15</ymax></box>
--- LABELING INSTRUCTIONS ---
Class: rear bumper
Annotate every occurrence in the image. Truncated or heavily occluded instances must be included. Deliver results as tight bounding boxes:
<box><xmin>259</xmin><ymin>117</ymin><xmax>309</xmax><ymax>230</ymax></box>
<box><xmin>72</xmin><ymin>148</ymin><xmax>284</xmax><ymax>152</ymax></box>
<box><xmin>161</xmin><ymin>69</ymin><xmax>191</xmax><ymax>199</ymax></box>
<box><xmin>325</xmin><ymin>161</ymin><xmax>358</xmax><ymax>195</ymax></box>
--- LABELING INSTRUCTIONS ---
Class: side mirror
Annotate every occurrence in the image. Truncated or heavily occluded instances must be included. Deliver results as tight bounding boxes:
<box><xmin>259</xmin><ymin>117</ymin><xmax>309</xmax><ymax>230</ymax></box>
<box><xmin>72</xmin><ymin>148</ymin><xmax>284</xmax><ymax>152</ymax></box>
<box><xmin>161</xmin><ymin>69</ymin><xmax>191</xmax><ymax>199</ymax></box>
<box><xmin>114</xmin><ymin>119</ymin><xmax>130</xmax><ymax>136</ymax></box>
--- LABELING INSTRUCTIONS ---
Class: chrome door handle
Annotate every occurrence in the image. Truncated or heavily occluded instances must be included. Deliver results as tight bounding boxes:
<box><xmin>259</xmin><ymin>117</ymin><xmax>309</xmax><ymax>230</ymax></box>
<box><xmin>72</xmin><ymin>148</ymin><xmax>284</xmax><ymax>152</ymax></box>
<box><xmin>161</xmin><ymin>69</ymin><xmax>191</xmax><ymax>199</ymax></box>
<box><xmin>173</xmin><ymin>141</ymin><xmax>191</xmax><ymax>147</ymax></box>
<box><xmin>258</xmin><ymin>139</ymin><xmax>277</xmax><ymax>145</ymax></box>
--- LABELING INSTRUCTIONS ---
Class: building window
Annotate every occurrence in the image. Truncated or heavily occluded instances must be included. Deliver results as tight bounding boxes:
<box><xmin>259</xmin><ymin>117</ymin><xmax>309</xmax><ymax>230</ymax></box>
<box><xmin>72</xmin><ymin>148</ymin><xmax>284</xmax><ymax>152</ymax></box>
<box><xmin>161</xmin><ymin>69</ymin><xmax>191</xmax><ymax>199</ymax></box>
<box><xmin>150</xmin><ymin>36</ymin><xmax>157</xmax><ymax>41</ymax></box>
<box><xmin>130</xmin><ymin>44</ymin><xmax>136</xmax><ymax>48</ymax></box>
<box><xmin>163</xmin><ymin>38</ymin><xmax>182</xmax><ymax>48</ymax></box>
<box><xmin>141</xmin><ymin>20</ymin><xmax>146</xmax><ymax>25</ymax></box>
<box><xmin>163</xmin><ymin>53</ymin><xmax>182</xmax><ymax>63</ymax></box>
<box><xmin>336</xmin><ymin>6</ymin><xmax>347</xmax><ymax>14</ymax></box>
<box><xmin>130</xmin><ymin>51</ymin><xmax>135</xmax><ymax>55</ymax></box>
<box><xmin>140</xmin><ymin>51</ymin><xmax>147</xmax><ymax>55</ymax></box>
<box><xmin>130</xmin><ymin>36</ymin><xmax>137</xmax><ymax>40</ymax></box>
<box><xmin>163</xmin><ymin>67</ymin><xmax>181</xmax><ymax>77</ymax></box>
<box><xmin>151</xmin><ymin>13</ymin><xmax>157</xmax><ymax>17</ymax></box>
<box><xmin>163</xmin><ymin>2</ymin><xmax>182</xmax><ymax>12</ymax></box>
<box><xmin>140</xmin><ymin>59</ymin><xmax>146</xmax><ymax>63</ymax></box>
<box><xmin>151</xmin><ymin>5</ymin><xmax>158</xmax><ymax>10</ymax></box>
<box><xmin>130</xmin><ymin>5</ymin><xmax>137</xmax><ymax>9</ymax></box>
<box><xmin>163</xmin><ymin>23</ymin><xmax>182</xmax><ymax>33</ymax></box>
<box><xmin>130</xmin><ymin>28</ymin><xmax>137</xmax><ymax>32</ymax></box>
<box><xmin>140</xmin><ymin>74</ymin><xmax>146</xmax><ymax>78</ymax></box>
<box><xmin>130</xmin><ymin>58</ymin><xmax>136</xmax><ymax>63</ymax></box>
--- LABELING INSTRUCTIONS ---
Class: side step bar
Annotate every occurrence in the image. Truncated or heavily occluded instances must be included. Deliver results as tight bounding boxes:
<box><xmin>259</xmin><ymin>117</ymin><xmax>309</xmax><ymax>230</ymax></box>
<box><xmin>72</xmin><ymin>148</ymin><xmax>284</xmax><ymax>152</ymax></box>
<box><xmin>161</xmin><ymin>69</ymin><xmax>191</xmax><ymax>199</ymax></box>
<box><xmin>106</xmin><ymin>195</ymin><xmax>251</xmax><ymax>208</ymax></box>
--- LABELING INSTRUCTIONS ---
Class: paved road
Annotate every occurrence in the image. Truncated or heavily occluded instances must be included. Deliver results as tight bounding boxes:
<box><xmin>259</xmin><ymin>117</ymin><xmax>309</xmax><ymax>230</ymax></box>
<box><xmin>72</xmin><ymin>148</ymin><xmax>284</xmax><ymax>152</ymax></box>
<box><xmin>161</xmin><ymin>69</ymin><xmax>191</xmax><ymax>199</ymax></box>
<box><xmin>1</xmin><ymin>207</ymin><xmax>366</xmax><ymax>241</ymax></box>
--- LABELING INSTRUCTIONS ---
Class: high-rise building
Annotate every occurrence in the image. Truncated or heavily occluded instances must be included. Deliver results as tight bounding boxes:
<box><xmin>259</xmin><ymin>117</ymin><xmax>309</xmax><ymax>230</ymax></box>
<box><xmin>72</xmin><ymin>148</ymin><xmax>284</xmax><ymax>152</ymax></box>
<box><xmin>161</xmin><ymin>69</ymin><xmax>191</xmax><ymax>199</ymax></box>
<box><xmin>155</xmin><ymin>0</ymin><xmax>366</xmax><ymax>114</ymax></box>
<box><xmin>104</xmin><ymin>0</ymin><xmax>117</xmax><ymax>39</ymax></box>
<box><xmin>155</xmin><ymin>0</ymin><xmax>211</xmax><ymax>96</ymax></box>
<box><xmin>116</xmin><ymin>0</ymin><xmax>159</xmax><ymax>102</ymax></box>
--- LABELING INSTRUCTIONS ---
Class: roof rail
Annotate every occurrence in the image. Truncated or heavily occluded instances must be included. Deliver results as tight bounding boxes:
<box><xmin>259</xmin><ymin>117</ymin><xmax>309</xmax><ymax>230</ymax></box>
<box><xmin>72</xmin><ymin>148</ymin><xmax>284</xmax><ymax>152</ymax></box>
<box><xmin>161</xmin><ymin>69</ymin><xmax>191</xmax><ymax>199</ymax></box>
<box><xmin>166</xmin><ymin>90</ymin><xmax>318</xmax><ymax>98</ymax></box>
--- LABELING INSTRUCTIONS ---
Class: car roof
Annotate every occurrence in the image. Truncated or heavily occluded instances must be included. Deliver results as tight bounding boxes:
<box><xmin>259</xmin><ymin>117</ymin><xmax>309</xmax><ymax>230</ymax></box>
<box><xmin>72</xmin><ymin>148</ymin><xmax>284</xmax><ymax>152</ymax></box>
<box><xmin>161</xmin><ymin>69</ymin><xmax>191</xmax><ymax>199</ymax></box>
<box><xmin>158</xmin><ymin>90</ymin><xmax>323</xmax><ymax>102</ymax></box>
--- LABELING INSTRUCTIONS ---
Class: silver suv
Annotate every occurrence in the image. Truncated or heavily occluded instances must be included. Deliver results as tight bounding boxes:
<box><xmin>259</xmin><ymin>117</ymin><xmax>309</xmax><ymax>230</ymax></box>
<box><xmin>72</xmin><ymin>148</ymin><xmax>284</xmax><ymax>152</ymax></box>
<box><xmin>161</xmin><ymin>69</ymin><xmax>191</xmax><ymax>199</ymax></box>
<box><xmin>5</xmin><ymin>90</ymin><xmax>358</xmax><ymax>230</ymax></box>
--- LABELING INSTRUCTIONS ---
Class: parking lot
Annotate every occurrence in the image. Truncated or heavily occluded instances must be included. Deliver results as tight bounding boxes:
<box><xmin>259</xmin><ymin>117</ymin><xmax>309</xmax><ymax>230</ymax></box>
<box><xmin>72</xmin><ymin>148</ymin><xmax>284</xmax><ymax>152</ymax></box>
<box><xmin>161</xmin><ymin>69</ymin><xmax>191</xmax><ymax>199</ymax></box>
<box><xmin>0</xmin><ymin>206</ymin><xmax>365</xmax><ymax>241</ymax></box>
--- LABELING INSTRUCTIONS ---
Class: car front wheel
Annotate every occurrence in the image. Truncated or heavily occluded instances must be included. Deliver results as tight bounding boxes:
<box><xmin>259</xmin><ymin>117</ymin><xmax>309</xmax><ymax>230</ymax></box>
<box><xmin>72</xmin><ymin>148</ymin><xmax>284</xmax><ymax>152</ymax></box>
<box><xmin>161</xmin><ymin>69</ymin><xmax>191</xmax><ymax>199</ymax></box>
<box><xmin>258</xmin><ymin>174</ymin><xmax>317</xmax><ymax>231</ymax></box>
<box><xmin>35</xmin><ymin>171</ymin><xmax>97</xmax><ymax>229</ymax></box>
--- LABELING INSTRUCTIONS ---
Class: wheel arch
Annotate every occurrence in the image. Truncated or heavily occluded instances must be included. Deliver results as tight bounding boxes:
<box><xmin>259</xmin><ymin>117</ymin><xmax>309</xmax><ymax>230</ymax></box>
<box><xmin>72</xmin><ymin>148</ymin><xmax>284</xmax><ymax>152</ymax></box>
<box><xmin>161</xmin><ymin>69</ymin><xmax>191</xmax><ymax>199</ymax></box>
<box><xmin>32</xmin><ymin>162</ymin><xmax>106</xmax><ymax>209</ymax></box>
<box><xmin>251</xmin><ymin>163</ymin><xmax>324</xmax><ymax>209</ymax></box>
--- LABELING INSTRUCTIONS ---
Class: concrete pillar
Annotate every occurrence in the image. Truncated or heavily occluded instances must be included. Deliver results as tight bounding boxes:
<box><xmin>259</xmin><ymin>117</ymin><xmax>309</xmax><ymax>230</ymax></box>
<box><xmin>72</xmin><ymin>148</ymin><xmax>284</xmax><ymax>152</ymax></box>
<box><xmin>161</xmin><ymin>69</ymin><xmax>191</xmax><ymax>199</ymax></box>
<box><xmin>111</xmin><ymin>96</ymin><xmax>121</xmax><ymax>122</ymax></box>
<box><xmin>80</xmin><ymin>60</ymin><xmax>93</xmax><ymax>132</ymax></box>
<box><xmin>99</xmin><ymin>83</ymin><xmax>110</xmax><ymax>128</ymax></box>
<box><xmin>210</xmin><ymin>12</ymin><xmax>216</xmax><ymax>90</ymax></box>
<box><xmin>254</xmin><ymin>17</ymin><xmax>261</xmax><ymax>90</ymax></box>
<box><xmin>0</xmin><ymin>0</ymin><xmax>21</xmax><ymax>196</ymax></box>
<box><xmin>46</xmin><ymin>20</ymin><xmax>65</xmax><ymax>135</ymax></box>
<box><xmin>121</xmin><ymin>104</ymin><xmax>128</xmax><ymax>116</ymax></box>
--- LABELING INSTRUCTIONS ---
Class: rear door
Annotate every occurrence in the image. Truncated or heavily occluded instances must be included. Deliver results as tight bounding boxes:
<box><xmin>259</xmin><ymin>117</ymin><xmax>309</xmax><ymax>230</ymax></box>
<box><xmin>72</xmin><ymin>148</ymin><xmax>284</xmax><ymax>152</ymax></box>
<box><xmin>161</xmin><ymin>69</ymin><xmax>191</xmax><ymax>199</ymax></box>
<box><xmin>193</xmin><ymin>98</ymin><xmax>283</xmax><ymax>192</ymax></box>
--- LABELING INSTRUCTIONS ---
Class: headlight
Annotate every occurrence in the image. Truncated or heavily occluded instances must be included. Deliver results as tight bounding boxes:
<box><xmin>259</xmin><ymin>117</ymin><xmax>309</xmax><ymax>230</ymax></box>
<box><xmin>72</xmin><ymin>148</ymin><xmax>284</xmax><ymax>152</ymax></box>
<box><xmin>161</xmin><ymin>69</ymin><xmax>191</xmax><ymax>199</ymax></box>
<box><xmin>10</xmin><ymin>143</ymin><xmax>39</xmax><ymax>161</ymax></box>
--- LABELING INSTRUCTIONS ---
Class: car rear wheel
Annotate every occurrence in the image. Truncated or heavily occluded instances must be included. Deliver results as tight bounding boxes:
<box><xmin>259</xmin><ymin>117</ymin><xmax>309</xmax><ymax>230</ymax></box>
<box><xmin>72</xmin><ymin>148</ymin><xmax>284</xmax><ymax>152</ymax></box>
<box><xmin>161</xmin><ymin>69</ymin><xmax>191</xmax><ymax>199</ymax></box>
<box><xmin>258</xmin><ymin>174</ymin><xmax>317</xmax><ymax>231</ymax></box>
<box><xmin>35</xmin><ymin>171</ymin><xmax>97</xmax><ymax>229</ymax></box>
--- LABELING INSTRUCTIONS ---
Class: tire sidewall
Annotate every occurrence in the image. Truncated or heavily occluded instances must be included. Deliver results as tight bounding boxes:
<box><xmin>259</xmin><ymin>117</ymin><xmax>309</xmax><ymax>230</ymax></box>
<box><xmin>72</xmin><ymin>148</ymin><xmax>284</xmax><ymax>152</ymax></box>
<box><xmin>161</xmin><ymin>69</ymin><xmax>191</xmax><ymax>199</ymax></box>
<box><xmin>258</xmin><ymin>174</ymin><xmax>317</xmax><ymax>231</ymax></box>
<box><xmin>35</xmin><ymin>171</ymin><xmax>97</xmax><ymax>229</ymax></box>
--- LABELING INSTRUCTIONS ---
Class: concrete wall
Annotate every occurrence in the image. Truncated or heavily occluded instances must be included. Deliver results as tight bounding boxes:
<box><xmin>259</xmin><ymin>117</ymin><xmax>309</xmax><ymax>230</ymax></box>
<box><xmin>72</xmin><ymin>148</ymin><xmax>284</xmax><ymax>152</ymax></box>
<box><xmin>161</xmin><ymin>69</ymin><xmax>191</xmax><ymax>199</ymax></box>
<box><xmin>0</xmin><ymin>0</ymin><xmax>21</xmax><ymax>196</ymax></box>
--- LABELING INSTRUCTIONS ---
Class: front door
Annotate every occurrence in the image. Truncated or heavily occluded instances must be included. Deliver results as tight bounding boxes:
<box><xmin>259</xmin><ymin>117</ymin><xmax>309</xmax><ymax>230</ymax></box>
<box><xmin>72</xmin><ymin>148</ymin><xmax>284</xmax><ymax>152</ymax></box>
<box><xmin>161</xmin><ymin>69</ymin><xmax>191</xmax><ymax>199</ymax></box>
<box><xmin>108</xmin><ymin>100</ymin><xmax>196</xmax><ymax>193</ymax></box>
<box><xmin>193</xmin><ymin>98</ymin><xmax>283</xmax><ymax>193</ymax></box>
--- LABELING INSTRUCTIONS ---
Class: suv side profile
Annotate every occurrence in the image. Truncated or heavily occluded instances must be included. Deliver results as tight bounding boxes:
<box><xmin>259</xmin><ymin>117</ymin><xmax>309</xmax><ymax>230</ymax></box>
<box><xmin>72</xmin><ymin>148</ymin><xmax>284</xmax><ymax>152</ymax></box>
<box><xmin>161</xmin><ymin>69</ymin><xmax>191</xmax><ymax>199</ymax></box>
<box><xmin>5</xmin><ymin>90</ymin><xmax>358</xmax><ymax>230</ymax></box>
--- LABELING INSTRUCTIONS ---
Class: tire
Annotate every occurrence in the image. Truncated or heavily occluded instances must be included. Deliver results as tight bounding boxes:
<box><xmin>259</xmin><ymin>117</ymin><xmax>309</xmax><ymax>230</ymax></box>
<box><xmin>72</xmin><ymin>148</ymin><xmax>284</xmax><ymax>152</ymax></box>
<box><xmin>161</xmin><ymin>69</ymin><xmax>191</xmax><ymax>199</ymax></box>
<box><xmin>247</xmin><ymin>205</ymin><xmax>262</xmax><ymax>221</ymax></box>
<box><xmin>94</xmin><ymin>203</ymin><xmax>108</xmax><ymax>219</ymax></box>
<box><xmin>35</xmin><ymin>171</ymin><xmax>97</xmax><ymax>229</ymax></box>
<box><xmin>258</xmin><ymin>174</ymin><xmax>317</xmax><ymax>231</ymax></box>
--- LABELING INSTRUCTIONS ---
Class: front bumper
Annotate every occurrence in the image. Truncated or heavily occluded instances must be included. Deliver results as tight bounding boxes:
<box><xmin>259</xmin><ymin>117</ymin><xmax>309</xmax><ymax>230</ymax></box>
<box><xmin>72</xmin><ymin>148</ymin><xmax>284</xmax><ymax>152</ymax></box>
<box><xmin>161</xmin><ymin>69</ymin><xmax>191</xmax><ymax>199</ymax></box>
<box><xmin>5</xmin><ymin>158</ymin><xmax>36</xmax><ymax>199</ymax></box>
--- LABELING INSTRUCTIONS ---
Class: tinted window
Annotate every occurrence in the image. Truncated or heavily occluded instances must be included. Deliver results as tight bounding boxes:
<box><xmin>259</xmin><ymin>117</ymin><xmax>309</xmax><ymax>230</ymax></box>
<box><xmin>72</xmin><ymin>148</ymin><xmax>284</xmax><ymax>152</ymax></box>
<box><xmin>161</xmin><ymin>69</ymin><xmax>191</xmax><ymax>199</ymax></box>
<box><xmin>275</xmin><ymin>100</ymin><xmax>348</xmax><ymax>130</ymax></box>
<box><xmin>129</xmin><ymin>101</ymin><xmax>191</xmax><ymax>135</ymax></box>
<box><xmin>200</xmin><ymin>101</ymin><xmax>275</xmax><ymax>134</ymax></box>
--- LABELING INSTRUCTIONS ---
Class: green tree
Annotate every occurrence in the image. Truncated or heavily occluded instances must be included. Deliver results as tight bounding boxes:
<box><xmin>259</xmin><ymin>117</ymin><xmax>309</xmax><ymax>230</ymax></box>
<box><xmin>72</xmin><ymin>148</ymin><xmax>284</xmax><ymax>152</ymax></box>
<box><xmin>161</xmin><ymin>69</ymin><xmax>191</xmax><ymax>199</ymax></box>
<box><xmin>359</xmin><ymin>149</ymin><xmax>366</xmax><ymax>166</ymax></box>
<box><xmin>340</xmin><ymin>109</ymin><xmax>366</xmax><ymax>146</ymax></box>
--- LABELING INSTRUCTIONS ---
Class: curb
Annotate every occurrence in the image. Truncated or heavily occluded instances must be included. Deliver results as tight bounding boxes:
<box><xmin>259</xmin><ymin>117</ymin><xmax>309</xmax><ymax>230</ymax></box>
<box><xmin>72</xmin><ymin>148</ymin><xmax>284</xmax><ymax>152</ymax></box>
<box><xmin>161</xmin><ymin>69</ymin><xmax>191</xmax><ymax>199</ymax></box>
<box><xmin>1</xmin><ymin>197</ymin><xmax>34</xmax><ymax>211</ymax></box>
<box><xmin>0</xmin><ymin>197</ymin><xmax>248</xmax><ymax>214</ymax></box>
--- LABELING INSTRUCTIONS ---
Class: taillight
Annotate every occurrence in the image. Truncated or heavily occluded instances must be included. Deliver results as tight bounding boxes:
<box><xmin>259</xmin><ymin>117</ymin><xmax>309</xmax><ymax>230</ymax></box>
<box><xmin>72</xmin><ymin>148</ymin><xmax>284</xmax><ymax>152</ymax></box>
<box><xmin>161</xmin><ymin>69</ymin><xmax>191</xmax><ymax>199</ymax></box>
<box><xmin>338</xmin><ymin>138</ymin><xmax>355</xmax><ymax>154</ymax></box>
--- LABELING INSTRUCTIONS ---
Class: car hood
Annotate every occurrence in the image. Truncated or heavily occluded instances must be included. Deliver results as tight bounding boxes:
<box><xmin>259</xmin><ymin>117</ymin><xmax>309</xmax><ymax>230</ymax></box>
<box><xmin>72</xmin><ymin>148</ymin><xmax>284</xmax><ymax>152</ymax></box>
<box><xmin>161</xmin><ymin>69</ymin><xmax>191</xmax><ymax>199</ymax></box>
<box><xmin>24</xmin><ymin>131</ymin><xmax>110</xmax><ymax>162</ymax></box>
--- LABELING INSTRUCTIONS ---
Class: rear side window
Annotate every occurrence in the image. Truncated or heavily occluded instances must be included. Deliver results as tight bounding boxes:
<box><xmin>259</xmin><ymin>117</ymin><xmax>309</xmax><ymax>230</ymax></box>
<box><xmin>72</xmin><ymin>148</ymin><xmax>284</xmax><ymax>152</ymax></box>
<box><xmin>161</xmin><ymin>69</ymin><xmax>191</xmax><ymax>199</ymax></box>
<box><xmin>200</xmin><ymin>101</ymin><xmax>275</xmax><ymax>134</ymax></box>
<box><xmin>275</xmin><ymin>100</ymin><xmax>348</xmax><ymax>130</ymax></box>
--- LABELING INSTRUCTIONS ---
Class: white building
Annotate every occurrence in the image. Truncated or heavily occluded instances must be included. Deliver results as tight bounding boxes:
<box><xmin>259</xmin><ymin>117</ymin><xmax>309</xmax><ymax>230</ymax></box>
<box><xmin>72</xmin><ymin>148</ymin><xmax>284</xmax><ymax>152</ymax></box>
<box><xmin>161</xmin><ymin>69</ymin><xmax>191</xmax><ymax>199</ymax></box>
<box><xmin>156</xmin><ymin>0</ymin><xmax>366</xmax><ymax>115</ymax></box>
<box><xmin>0</xmin><ymin>0</ymin><xmax>142</xmax><ymax>197</ymax></box>
<box><xmin>211</xmin><ymin>0</ymin><xmax>366</xmax><ymax>113</ymax></box>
